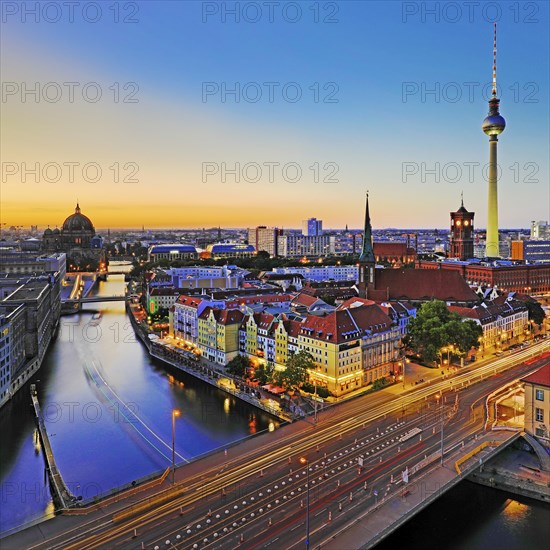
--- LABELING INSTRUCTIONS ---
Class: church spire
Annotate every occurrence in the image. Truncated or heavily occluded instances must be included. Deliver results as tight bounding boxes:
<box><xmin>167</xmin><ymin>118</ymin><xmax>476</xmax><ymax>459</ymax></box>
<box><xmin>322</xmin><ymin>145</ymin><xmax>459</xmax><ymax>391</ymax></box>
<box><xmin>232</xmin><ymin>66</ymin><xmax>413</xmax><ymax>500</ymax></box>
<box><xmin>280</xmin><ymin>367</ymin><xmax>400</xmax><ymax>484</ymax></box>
<box><xmin>359</xmin><ymin>192</ymin><xmax>375</xmax><ymax>264</ymax></box>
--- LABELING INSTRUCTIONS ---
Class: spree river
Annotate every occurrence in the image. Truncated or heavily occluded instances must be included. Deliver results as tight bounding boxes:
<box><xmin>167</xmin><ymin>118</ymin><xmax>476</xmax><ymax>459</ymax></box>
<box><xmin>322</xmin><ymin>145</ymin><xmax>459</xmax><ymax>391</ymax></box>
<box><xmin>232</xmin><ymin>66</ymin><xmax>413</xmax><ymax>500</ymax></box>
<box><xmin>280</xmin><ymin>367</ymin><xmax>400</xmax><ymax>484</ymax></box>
<box><xmin>0</xmin><ymin>273</ymin><xmax>278</xmax><ymax>535</ymax></box>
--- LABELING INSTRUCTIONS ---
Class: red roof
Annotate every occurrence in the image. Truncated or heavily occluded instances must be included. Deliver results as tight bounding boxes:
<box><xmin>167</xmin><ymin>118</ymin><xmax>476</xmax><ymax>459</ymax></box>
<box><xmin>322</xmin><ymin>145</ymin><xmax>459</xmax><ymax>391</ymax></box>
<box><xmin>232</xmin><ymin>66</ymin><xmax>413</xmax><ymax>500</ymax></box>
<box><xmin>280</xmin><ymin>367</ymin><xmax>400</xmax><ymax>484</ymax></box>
<box><xmin>292</xmin><ymin>292</ymin><xmax>321</xmax><ymax>307</ymax></box>
<box><xmin>375</xmin><ymin>269</ymin><xmax>478</xmax><ymax>303</ymax></box>
<box><xmin>521</xmin><ymin>363</ymin><xmax>550</xmax><ymax>387</ymax></box>
<box><xmin>176</xmin><ymin>295</ymin><xmax>204</xmax><ymax>308</ymax></box>
<box><xmin>374</xmin><ymin>242</ymin><xmax>408</xmax><ymax>255</ymax></box>
<box><xmin>199</xmin><ymin>307</ymin><xmax>244</xmax><ymax>325</ymax></box>
<box><xmin>301</xmin><ymin>304</ymin><xmax>393</xmax><ymax>344</ymax></box>
<box><xmin>337</xmin><ymin>297</ymin><xmax>376</xmax><ymax>310</ymax></box>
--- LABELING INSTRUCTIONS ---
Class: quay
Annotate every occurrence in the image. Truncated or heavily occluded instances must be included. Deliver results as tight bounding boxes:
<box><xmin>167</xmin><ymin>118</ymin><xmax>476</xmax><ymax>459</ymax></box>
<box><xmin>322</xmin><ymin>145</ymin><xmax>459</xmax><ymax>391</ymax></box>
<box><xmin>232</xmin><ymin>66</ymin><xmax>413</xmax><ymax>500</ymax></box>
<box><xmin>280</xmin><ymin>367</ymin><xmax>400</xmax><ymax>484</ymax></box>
<box><xmin>468</xmin><ymin>433</ymin><xmax>550</xmax><ymax>503</ymax></box>
<box><xmin>30</xmin><ymin>384</ymin><xmax>77</xmax><ymax>510</ymax></box>
<box><xmin>126</xmin><ymin>301</ymin><xmax>293</xmax><ymax>422</ymax></box>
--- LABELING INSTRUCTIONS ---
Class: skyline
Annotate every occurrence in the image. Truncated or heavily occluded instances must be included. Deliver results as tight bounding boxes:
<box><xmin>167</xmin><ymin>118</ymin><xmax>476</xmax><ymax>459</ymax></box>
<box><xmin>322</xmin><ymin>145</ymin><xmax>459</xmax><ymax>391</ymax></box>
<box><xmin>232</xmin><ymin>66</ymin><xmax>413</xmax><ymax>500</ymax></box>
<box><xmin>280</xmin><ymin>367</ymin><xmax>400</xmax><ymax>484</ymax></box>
<box><xmin>1</xmin><ymin>1</ymin><xmax>549</xmax><ymax>229</ymax></box>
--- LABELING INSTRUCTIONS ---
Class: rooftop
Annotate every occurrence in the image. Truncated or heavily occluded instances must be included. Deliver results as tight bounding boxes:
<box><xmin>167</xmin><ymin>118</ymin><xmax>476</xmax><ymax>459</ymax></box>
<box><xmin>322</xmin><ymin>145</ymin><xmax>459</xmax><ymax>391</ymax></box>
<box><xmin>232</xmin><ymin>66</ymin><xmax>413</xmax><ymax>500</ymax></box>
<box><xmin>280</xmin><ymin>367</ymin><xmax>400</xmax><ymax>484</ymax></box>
<box><xmin>521</xmin><ymin>363</ymin><xmax>550</xmax><ymax>388</ymax></box>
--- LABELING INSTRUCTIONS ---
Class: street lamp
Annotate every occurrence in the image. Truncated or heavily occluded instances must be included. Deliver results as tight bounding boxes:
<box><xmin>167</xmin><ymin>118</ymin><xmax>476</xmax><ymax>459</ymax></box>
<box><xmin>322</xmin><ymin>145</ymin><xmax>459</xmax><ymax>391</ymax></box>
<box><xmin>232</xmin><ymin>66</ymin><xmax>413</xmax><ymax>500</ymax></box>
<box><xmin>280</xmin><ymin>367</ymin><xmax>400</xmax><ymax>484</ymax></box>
<box><xmin>299</xmin><ymin>456</ymin><xmax>310</xmax><ymax>549</ymax></box>
<box><xmin>171</xmin><ymin>409</ymin><xmax>181</xmax><ymax>484</ymax></box>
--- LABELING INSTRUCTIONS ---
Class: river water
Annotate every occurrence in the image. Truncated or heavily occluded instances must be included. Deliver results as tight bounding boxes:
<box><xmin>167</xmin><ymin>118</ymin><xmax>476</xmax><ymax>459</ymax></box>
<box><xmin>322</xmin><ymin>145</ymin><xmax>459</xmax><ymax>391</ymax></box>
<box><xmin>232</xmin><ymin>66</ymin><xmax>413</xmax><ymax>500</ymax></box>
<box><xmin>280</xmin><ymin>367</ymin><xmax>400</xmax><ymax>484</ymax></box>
<box><xmin>0</xmin><ymin>272</ymin><xmax>278</xmax><ymax>535</ymax></box>
<box><xmin>377</xmin><ymin>480</ymin><xmax>549</xmax><ymax>550</ymax></box>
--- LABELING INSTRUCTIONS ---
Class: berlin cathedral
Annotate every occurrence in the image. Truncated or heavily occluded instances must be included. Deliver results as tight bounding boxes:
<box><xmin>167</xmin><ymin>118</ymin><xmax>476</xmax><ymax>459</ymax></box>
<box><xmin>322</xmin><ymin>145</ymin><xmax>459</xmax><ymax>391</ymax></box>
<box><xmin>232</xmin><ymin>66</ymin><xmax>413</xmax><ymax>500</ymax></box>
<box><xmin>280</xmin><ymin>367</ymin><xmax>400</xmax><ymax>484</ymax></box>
<box><xmin>42</xmin><ymin>203</ymin><xmax>104</xmax><ymax>265</ymax></box>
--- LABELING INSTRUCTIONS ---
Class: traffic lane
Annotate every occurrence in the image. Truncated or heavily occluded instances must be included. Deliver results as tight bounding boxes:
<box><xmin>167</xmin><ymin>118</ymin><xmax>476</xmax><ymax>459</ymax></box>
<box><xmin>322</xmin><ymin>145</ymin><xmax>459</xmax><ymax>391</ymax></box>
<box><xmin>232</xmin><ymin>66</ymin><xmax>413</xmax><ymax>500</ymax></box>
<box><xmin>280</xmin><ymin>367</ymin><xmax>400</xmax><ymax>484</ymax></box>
<box><xmin>132</xmin><ymin>418</ymin><xmax>428</xmax><ymax>549</ymax></box>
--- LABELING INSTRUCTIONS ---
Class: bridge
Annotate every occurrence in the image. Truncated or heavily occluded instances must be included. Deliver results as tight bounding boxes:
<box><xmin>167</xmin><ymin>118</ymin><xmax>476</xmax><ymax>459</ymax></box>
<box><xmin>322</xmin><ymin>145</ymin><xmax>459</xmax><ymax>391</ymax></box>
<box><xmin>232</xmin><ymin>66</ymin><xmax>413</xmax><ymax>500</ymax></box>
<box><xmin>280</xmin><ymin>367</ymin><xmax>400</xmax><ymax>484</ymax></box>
<box><xmin>61</xmin><ymin>295</ymin><xmax>127</xmax><ymax>304</ymax></box>
<box><xmin>3</xmin><ymin>342</ymin><xmax>549</xmax><ymax>550</ymax></box>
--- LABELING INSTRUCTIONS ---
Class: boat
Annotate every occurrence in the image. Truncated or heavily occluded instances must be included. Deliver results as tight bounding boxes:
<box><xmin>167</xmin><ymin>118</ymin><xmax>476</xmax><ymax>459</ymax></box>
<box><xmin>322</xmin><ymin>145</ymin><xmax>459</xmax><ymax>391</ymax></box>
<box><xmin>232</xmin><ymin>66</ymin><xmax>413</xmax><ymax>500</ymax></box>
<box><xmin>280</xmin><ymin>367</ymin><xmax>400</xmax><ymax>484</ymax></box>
<box><xmin>90</xmin><ymin>312</ymin><xmax>103</xmax><ymax>325</ymax></box>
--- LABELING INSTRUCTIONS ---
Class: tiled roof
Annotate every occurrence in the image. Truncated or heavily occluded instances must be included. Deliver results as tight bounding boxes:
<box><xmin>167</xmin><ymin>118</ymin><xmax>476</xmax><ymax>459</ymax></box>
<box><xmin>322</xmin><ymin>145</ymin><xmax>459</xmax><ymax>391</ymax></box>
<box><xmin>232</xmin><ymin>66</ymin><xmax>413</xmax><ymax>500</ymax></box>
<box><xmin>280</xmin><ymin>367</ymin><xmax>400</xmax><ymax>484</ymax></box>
<box><xmin>373</xmin><ymin>242</ymin><xmax>412</xmax><ymax>255</ymax></box>
<box><xmin>375</xmin><ymin>269</ymin><xmax>479</xmax><ymax>303</ymax></box>
<box><xmin>337</xmin><ymin>297</ymin><xmax>376</xmax><ymax>310</ymax></box>
<box><xmin>449</xmin><ymin>299</ymin><xmax>528</xmax><ymax>324</ymax></box>
<box><xmin>176</xmin><ymin>295</ymin><xmax>203</xmax><ymax>308</ymax></box>
<box><xmin>521</xmin><ymin>363</ymin><xmax>550</xmax><ymax>387</ymax></box>
<box><xmin>300</xmin><ymin>304</ymin><xmax>393</xmax><ymax>344</ymax></box>
<box><xmin>292</xmin><ymin>293</ymin><xmax>321</xmax><ymax>307</ymax></box>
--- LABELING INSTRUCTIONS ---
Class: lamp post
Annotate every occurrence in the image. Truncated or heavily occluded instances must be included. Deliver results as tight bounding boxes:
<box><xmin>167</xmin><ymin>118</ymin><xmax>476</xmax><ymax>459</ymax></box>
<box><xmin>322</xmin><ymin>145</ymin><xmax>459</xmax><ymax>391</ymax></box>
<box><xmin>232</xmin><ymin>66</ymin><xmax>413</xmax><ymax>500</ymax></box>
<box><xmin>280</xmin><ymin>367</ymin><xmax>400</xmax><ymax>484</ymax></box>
<box><xmin>299</xmin><ymin>456</ymin><xmax>310</xmax><ymax>549</ymax></box>
<box><xmin>171</xmin><ymin>409</ymin><xmax>181</xmax><ymax>484</ymax></box>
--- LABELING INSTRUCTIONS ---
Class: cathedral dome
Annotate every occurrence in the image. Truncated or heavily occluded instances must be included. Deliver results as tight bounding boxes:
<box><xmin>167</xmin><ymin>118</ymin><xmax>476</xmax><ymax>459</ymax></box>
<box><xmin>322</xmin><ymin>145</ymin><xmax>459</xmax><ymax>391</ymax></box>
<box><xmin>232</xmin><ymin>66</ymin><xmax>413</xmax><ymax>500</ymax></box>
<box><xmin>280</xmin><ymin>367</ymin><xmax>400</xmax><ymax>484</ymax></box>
<box><xmin>43</xmin><ymin>227</ymin><xmax>53</xmax><ymax>236</ymax></box>
<box><xmin>62</xmin><ymin>203</ymin><xmax>94</xmax><ymax>232</ymax></box>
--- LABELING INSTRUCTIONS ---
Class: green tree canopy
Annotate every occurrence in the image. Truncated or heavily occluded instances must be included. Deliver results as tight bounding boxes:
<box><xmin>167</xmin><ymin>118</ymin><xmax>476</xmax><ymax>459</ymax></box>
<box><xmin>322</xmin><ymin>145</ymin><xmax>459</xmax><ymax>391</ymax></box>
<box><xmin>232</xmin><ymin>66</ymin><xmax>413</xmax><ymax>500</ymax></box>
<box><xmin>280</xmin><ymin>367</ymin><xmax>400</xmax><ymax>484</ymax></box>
<box><xmin>525</xmin><ymin>300</ymin><xmax>545</xmax><ymax>327</ymax></box>
<box><xmin>255</xmin><ymin>362</ymin><xmax>275</xmax><ymax>385</ymax></box>
<box><xmin>274</xmin><ymin>350</ymin><xmax>313</xmax><ymax>389</ymax></box>
<box><xmin>226</xmin><ymin>354</ymin><xmax>252</xmax><ymax>377</ymax></box>
<box><xmin>404</xmin><ymin>300</ymin><xmax>482</xmax><ymax>363</ymax></box>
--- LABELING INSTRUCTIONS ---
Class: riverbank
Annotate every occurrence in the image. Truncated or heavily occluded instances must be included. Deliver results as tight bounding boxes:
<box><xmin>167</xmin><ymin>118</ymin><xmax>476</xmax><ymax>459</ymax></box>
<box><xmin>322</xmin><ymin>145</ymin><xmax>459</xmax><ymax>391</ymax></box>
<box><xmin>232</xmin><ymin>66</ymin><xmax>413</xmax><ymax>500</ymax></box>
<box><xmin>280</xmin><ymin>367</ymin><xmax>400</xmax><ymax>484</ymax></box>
<box><xmin>126</xmin><ymin>301</ymin><xmax>292</xmax><ymax>422</ymax></box>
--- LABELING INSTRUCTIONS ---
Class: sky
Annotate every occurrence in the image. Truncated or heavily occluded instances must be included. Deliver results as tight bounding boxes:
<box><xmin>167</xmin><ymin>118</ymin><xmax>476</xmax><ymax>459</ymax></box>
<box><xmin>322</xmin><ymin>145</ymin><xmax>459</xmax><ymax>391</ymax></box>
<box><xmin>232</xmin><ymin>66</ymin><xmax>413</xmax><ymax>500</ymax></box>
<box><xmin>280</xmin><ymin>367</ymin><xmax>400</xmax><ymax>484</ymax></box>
<box><xmin>1</xmin><ymin>0</ymin><xmax>548</xmax><ymax>230</ymax></box>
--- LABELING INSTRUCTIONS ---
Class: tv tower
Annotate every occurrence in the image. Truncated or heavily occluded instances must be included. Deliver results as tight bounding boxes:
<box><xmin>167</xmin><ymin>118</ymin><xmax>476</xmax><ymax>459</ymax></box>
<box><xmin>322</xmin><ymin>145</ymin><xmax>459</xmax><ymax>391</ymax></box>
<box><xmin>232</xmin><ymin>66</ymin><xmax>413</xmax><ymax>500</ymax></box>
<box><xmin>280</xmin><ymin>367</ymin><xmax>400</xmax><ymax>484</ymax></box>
<box><xmin>482</xmin><ymin>23</ymin><xmax>506</xmax><ymax>258</ymax></box>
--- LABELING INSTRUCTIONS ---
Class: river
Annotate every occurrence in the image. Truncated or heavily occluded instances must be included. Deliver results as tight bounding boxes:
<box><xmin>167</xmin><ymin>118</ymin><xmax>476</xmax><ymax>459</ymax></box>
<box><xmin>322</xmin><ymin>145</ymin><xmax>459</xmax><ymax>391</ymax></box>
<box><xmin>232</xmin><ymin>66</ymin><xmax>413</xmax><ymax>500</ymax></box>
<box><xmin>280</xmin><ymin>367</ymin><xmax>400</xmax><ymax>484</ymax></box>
<box><xmin>377</xmin><ymin>480</ymin><xmax>549</xmax><ymax>550</ymax></box>
<box><xmin>0</xmin><ymin>271</ymin><xmax>278</xmax><ymax>535</ymax></box>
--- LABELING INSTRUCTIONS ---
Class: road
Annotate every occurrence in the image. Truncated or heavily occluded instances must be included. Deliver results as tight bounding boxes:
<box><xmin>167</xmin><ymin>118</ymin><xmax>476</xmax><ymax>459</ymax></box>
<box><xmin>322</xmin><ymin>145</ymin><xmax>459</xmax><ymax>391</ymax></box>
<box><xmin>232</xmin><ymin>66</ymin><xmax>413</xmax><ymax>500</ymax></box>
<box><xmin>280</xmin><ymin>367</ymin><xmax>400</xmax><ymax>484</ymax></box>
<box><xmin>8</xmin><ymin>340</ymin><xmax>549</xmax><ymax>550</ymax></box>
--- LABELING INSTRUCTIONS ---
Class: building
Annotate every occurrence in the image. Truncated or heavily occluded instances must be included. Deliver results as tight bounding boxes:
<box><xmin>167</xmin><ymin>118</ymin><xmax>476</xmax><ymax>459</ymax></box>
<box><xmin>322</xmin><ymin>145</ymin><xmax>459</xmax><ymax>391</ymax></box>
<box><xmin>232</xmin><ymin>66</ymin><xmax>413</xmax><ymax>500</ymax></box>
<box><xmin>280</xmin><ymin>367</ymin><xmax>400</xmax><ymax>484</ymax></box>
<box><xmin>147</xmin><ymin>288</ymin><xmax>190</xmax><ymax>314</ymax></box>
<box><xmin>42</xmin><ymin>203</ymin><xmax>104</xmax><ymax>265</ymax></box>
<box><xmin>0</xmin><ymin>304</ymin><xmax>26</xmax><ymax>404</ymax></box>
<box><xmin>277</xmin><ymin>234</ymin><xmax>335</xmax><ymax>258</ymax></box>
<box><xmin>353</xmin><ymin>195</ymin><xmax>479</xmax><ymax>305</ymax></box>
<box><xmin>206</xmin><ymin>243</ymin><xmax>255</xmax><ymax>259</ymax></box>
<box><xmin>171</xmin><ymin>291</ymin><xmax>292</xmax><ymax>345</ymax></box>
<box><xmin>449</xmin><ymin>296</ymin><xmax>529</xmax><ymax>353</ymax></box>
<box><xmin>0</xmin><ymin>252</ymin><xmax>66</xmax><ymax>281</ymax></box>
<box><xmin>198</xmin><ymin>308</ymin><xmax>244</xmax><ymax>364</ymax></box>
<box><xmin>237</xmin><ymin>300</ymin><xmax>401</xmax><ymax>397</ymax></box>
<box><xmin>416</xmin><ymin>259</ymin><xmax>550</xmax><ymax>295</ymax></box>
<box><xmin>521</xmin><ymin>363</ymin><xmax>550</xmax><ymax>447</ymax></box>
<box><xmin>247</xmin><ymin>226</ymin><xmax>282</xmax><ymax>256</ymax></box>
<box><xmin>511</xmin><ymin>240</ymin><xmax>550</xmax><ymax>263</ymax></box>
<box><xmin>302</xmin><ymin>218</ymin><xmax>323</xmax><ymax>236</ymax></box>
<box><xmin>450</xmin><ymin>199</ymin><xmax>475</xmax><ymax>260</ymax></box>
<box><xmin>373</xmin><ymin>242</ymin><xmax>416</xmax><ymax>266</ymax></box>
<box><xmin>531</xmin><ymin>221</ymin><xmax>550</xmax><ymax>240</ymax></box>
<box><xmin>0</xmin><ymin>275</ymin><xmax>61</xmax><ymax>408</ymax></box>
<box><xmin>269</xmin><ymin>265</ymin><xmax>359</xmax><ymax>282</ymax></box>
<box><xmin>147</xmin><ymin>244</ymin><xmax>198</xmax><ymax>262</ymax></box>
<box><xmin>482</xmin><ymin>24</ymin><xmax>506</xmax><ymax>257</ymax></box>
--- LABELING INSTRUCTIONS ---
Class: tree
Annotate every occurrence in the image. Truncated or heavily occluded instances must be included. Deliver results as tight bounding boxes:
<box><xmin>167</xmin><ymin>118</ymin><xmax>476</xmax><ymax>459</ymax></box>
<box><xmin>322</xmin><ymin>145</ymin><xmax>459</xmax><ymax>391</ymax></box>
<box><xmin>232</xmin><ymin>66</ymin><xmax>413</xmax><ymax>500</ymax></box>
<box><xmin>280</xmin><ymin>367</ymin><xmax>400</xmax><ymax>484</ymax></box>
<box><xmin>274</xmin><ymin>351</ymin><xmax>313</xmax><ymax>389</ymax></box>
<box><xmin>404</xmin><ymin>300</ymin><xmax>482</xmax><ymax>364</ymax></box>
<box><xmin>255</xmin><ymin>362</ymin><xmax>275</xmax><ymax>385</ymax></box>
<box><xmin>525</xmin><ymin>300</ymin><xmax>545</xmax><ymax>327</ymax></box>
<box><xmin>226</xmin><ymin>354</ymin><xmax>252</xmax><ymax>378</ymax></box>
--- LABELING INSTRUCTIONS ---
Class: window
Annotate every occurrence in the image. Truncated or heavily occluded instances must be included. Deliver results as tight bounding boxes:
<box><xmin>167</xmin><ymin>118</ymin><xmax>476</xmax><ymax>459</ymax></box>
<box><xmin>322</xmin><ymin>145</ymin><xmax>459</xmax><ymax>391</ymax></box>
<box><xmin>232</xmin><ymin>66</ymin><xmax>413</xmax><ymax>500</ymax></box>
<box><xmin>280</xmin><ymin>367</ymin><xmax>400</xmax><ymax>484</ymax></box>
<box><xmin>535</xmin><ymin>408</ymin><xmax>544</xmax><ymax>422</ymax></box>
<box><xmin>536</xmin><ymin>389</ymin><xmax>544</xmax><ymax>401</ymax></box>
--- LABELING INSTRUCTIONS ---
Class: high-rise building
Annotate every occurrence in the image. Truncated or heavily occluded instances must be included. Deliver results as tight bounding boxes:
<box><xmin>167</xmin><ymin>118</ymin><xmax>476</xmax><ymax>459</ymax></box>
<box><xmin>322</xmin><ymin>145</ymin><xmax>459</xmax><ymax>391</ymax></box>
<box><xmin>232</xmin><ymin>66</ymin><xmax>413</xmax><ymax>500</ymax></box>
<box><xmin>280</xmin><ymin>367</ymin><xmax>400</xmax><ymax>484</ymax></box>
<box><xmin>302</xmin><ymin>218</ymin><xmax>323</xmax><ymax>236</ymax></box>
<box><xmin>482</xmin><ymin>24</ymin><xmax>506</xmax><ymax>257</ymax></box>
<box><xmin>277</xmin><ymin>234</ymin><xmax>334</xmax><ymax>257</ymax></box>
<box><xmin>450</xmin><ymin>198</ymin><xmax>475</xmax><ymax>260</ymax></box>
<box><xmin>531</xmin><ymin>221</ymin><xmax>550</xmax><ymax>240</ymax></box>
<box><xmin>247</xmin><ymin>226</ymin><xmax>282</xmax><ymax>256</ymax></box>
